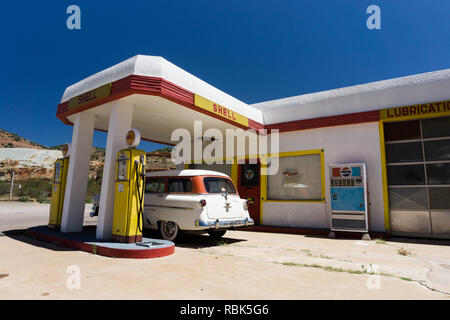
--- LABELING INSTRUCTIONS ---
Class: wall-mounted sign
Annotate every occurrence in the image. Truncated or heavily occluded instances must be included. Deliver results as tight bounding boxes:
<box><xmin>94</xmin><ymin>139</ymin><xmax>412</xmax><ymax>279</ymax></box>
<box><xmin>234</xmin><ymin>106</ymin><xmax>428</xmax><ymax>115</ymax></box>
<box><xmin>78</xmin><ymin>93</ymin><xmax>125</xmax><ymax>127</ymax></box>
<box><xmin>340</xmin><ymin>167</ymin><xmax>352</xmax><ymax>177</ymax></box>
<box><xmin>194</xmin><ymin>94</ymin><xmax>249</xmax><ymax>127</ymax></box>
<box><xmin>245</xmin><ymin>168</ymin><xmax>255</xmax><ymax>180</ymax></box>
<box><xmin>380</xmin><ymin>99</ymin><xmax>450</xmax><ymax>120</ymax></box>
<box><xmin>332</xmin><ymin>166</ymin><xmax>361</xmax><ymax>177</ymax></box>
<box><xmin>68</xmin><ymin>83</ymin><xmax>112</xmax><ymax>110</ymax></box>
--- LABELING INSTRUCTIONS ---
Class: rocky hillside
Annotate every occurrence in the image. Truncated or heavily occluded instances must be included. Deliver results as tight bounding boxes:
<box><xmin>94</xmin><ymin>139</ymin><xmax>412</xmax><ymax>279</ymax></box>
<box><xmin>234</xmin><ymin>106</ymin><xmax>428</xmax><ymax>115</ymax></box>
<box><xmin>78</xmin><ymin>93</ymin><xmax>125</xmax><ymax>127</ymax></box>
<box><xmin>0</xmin><ymin>129</ymin><xmax>175</xmax><ymax>182</ymax></box>
<box><xmin>0</xmin><ymin>129</ymin><xmax>55</xmax><ymax>180</ymax></box>
<box><xmin>0</xmin><ymin>129</ymin><xmax>46</xmax><ymax>149</ymax></box>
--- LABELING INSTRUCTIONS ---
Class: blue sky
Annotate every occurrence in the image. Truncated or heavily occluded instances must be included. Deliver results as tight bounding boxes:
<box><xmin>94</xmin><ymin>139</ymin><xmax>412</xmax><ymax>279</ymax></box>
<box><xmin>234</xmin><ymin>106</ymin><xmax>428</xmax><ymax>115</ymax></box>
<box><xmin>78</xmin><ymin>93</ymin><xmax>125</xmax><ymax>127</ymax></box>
<box><xmin>1</xmin><ymin>0</ymin><xmax>449</xmax><ymax>151</ymax></box>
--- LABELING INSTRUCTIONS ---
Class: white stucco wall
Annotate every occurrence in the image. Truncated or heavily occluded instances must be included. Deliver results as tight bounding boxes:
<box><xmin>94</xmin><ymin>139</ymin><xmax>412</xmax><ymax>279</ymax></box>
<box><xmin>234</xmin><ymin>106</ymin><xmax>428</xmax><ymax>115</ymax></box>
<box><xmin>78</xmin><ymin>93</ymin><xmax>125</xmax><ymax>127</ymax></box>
<box><xmin>262</xmin><ymin>122</ymin><xmax>385</xmax><ymax>232</ymax></box>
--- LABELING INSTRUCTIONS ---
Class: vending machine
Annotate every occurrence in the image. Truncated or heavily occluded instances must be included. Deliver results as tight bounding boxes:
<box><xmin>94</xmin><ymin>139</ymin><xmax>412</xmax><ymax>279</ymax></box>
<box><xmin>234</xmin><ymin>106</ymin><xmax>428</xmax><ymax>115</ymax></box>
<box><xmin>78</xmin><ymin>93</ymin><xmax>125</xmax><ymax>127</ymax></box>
<box><xmin>329</xmin><ymin>163</ymin><xmax>369</xmax><ymax>233</ymax></box>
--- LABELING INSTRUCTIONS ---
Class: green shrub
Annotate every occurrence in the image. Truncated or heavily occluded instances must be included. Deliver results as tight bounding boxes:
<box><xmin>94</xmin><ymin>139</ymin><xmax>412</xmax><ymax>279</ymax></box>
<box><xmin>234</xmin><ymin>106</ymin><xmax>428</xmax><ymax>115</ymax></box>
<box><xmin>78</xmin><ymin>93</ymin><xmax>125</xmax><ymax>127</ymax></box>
<box><xmin>18</xmin><ymin>196</ymin><xmax>30</xmax><ymax>202</ymax></box>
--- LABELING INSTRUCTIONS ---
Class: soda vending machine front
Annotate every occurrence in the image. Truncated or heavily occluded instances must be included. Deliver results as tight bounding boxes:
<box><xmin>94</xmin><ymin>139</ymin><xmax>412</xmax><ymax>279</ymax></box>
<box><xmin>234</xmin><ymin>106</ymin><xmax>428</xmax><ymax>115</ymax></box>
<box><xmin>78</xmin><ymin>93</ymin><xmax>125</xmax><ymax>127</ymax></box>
<box><xmin>329</xmin><ymin>163</ymin><xmax>369</xmax><ymax>233</ymax></box>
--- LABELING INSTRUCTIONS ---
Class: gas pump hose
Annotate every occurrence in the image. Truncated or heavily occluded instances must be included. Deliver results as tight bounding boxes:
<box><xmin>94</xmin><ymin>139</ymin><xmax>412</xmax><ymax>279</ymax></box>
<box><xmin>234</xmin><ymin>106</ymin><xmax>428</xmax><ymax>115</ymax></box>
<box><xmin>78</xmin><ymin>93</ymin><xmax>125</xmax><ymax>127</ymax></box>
<box><xmin>134</xmin><ymin>159</ymin><xmax>145</xmax><ymax>237</ymax></box>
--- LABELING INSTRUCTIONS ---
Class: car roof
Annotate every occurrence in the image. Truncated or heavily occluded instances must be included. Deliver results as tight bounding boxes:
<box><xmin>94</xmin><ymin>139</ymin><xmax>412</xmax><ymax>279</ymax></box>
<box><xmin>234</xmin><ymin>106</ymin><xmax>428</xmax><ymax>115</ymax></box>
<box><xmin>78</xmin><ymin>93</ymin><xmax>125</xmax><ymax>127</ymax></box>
<box><xmin>145</xmin><ymin>169</ymin><xmax>230</xmax><ymax>178</ymax></box>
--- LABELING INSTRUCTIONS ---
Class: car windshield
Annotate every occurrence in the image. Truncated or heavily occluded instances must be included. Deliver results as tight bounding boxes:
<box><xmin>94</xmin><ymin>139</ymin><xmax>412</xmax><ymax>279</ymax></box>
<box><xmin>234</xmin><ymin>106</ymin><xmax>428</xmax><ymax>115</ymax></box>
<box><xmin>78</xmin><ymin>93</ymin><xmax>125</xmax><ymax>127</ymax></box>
<box><xmin>203</xmin><ymin>177</ymin><xmax>237</xmax><ymax>194</ymax></box>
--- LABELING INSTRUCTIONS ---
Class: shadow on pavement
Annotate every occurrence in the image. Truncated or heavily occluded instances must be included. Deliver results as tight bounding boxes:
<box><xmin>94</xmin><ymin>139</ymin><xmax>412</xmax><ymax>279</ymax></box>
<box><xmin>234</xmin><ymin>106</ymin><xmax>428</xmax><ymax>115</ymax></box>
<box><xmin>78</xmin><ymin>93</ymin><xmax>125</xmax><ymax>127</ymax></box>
<box><xmin>142</xmin><ymin>229</ymin><xmax>246</xmax><ymax>249</ymax></box>
<box><xmin>388</xmin><ymin>236</ymin><xmax>450</xmax><ymax>247</ymax></box>
<box><xmin>1</xmin><ymin>226</ymin><xmax>247</xmax><ymax>253</ymax></box>
<box><xmin>1</xmin><ymin>228</ymin><xmax>75</xmax><ymax>252</ymax></box>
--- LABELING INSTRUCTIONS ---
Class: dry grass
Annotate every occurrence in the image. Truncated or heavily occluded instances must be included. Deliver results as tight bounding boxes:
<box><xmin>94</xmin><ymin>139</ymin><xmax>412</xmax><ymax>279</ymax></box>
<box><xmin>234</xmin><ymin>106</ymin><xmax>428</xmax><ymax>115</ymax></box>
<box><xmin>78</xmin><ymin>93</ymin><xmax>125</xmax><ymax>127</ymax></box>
<box><xmin>398</xmin><ymin>247</ymin><xmax>411</xmax><ymax>256</ymax></box>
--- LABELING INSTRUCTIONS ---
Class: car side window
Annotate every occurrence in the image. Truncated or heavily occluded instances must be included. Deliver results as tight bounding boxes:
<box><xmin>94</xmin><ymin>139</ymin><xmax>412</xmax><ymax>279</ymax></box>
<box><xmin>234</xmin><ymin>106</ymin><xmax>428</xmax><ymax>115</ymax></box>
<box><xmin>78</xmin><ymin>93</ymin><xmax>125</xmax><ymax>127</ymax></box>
<box><xmin>157</xmin><ymin>180</ymin><xmax>166</xmax><ymax>193</ymax></box>
<box><xmin>145</xmin><ymin>178</ymin><xmax>166</xmax><ymax>193</ymax></box>
<box><xmin>168</xmin><ymin>178</ymin><xmax>192</xmax><ymax>193</ymax></box>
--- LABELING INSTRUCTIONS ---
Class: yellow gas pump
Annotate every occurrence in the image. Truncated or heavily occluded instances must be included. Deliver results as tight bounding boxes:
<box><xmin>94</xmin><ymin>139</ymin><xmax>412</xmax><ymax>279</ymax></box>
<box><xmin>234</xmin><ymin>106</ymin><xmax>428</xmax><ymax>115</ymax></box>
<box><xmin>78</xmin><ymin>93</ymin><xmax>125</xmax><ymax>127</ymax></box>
<box><xmin>48</xmin><ymin>143</ymin><xmax>70</xmax><ymax>229</ymax></box>
<box><xmin>111</xmin><ymin>129</ymin><xmax>146</xmax><ymax>243</ymax></box>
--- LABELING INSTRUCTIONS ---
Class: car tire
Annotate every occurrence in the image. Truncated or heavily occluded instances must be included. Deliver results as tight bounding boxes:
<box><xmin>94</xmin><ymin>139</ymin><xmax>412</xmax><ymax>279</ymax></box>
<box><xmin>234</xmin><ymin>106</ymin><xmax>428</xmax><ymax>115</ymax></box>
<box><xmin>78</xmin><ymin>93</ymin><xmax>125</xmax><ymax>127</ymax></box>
<box><xmin>207</xmin><ymin>230</ymin><xmax>227</xmax><ymax>239</ymax></box>
<box><xmin>159</xmin><ymin>221</ymin><xmax>181</xmax><ymax>242</ymax></box>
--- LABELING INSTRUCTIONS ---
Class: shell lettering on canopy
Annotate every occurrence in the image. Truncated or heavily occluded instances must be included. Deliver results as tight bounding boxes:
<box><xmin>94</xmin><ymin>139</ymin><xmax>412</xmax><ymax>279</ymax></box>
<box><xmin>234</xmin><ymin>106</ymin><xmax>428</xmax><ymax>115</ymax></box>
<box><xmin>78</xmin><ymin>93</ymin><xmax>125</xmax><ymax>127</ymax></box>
<box><xmin>194</xmin><ymin>94</ymin><xmax>249</xmax><ymax>127</ymax></box>
<box><xmin>68</xmin><ymin>83</ymin><xmax>112</xmax><ymax>110</ymax></box>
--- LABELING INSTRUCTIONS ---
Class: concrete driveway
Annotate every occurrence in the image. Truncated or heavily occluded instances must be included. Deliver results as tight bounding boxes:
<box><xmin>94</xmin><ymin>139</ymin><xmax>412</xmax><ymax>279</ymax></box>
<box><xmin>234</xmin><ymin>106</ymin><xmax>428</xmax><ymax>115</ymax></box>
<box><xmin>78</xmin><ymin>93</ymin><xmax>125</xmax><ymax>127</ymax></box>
<box><xmin>0</xmin><ymin>202</ymin><xmax>449</xmax><ymax>299</ymax></box>
<box><xmin>0</xmin><ymin>201</ymin><xmax>96</xmax><ymax>232</ymax></box>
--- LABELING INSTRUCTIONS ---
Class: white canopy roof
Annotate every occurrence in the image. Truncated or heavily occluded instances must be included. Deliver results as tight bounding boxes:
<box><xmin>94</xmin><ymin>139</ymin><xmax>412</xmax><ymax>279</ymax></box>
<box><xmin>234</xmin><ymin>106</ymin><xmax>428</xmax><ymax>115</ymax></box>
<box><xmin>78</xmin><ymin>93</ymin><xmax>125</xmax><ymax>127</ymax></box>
<box><xmin>61</xmin><ymin>55</ymin><xmax>264</xmax><ymax>124</ymax></box>
<box><xmin>252</xmin><ymin>68</ymin><xmax>450</xmax><ymax>124</ymax></box>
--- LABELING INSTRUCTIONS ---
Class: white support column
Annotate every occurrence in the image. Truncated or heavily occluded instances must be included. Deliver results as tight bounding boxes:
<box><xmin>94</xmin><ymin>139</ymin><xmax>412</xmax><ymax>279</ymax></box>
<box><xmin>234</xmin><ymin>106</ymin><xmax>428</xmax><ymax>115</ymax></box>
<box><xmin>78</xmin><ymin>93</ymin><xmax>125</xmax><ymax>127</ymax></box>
<box><xmin>60</xmin><ymin>111</ymin><xmax>95</xmax><ymax>232</ymax></box>
<box><xmin>96</xmin><ymin>101</ymin><xmax>134</xmax><ymax>240</ymax></box>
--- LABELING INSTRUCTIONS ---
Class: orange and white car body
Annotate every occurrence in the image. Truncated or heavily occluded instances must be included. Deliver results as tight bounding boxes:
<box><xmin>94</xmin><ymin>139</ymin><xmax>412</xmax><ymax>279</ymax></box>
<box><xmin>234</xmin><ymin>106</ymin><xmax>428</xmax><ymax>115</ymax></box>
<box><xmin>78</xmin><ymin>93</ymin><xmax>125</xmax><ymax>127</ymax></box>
<box><xmin>143</xmin><ymin>169</ymin><xmax>254</xmax><ymax>232</ymax></box>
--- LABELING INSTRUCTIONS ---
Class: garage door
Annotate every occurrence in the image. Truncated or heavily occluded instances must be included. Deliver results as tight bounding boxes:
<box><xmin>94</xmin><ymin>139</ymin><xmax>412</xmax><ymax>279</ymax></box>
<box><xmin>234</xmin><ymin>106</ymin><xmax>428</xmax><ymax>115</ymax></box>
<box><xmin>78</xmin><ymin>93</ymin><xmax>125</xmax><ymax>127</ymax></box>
<box><xmin>384</xmin><ymin>116</ymin><xmax>450</xmax><ymax>239</ymax></box>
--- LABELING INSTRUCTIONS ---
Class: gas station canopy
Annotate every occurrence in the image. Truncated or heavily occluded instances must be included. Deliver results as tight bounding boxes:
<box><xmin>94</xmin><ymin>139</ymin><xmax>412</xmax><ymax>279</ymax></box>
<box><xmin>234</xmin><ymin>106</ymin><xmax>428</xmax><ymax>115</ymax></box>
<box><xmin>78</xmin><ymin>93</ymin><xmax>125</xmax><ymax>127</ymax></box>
<box><xmin>57</xmin><ymin>55</ymin><xmax>264</xmax><ymax>145</ymax></box>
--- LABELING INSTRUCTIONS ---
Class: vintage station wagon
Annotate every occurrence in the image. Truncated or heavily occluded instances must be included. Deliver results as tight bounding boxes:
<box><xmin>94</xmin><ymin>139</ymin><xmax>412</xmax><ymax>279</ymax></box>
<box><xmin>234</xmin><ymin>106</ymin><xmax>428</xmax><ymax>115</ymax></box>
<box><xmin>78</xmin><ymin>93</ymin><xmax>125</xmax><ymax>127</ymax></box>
<box><xmin>143</xmin><ymin>169</ymin><xmax>254</xmax><ymax>241</ymax></box>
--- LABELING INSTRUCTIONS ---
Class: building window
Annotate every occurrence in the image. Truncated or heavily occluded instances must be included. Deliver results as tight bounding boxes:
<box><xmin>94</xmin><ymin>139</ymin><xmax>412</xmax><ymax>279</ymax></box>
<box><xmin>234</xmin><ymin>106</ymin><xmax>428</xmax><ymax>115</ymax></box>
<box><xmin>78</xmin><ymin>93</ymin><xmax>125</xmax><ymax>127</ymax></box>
<box><xmin>384</xmin><ymin>120</ymin><xmax>421</xmax><ymax>141</ymax></box>
<box><xmin>385</xmin><ymin>116</ymin><xmax>450</xmax><ymax>211</ymax></box>
<box><xmin>267</xmin><ymin>153</ymin><xmax>322</xmax><ymax>201</ymax></box>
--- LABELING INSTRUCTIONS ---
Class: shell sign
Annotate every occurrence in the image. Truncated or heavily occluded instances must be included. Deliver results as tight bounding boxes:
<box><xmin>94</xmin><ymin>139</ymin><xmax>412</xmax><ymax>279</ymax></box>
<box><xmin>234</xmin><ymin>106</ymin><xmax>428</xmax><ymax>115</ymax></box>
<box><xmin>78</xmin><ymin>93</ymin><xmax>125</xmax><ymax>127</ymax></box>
<box><xmin>68</xmin><ymin>83</ymin><xmax>112</xmax><ymax>110</ymax></box>
<box><xmin>194</xmin><ymin>94</ymin><xmax>249</xmax><ymax>127</ymax></box>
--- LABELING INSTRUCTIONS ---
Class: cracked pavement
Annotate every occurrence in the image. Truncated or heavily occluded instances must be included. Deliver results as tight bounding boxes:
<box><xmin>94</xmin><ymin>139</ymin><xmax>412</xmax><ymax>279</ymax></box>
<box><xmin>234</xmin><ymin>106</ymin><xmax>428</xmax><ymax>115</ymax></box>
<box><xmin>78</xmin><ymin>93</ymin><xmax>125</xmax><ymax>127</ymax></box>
<box><xmin>0</xmin><ymin>202</ymin><xmax>449</xmax><ymax>299</ymax></box>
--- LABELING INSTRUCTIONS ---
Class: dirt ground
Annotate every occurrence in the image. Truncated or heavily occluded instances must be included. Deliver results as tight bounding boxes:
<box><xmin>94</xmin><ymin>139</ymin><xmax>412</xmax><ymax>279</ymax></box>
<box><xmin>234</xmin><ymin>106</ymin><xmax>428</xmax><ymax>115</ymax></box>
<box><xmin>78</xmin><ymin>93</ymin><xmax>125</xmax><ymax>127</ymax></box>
<box><xmin>0</xmin><ymin>202</ymin><xmax>449</xmax><ymax>300</ymax></box>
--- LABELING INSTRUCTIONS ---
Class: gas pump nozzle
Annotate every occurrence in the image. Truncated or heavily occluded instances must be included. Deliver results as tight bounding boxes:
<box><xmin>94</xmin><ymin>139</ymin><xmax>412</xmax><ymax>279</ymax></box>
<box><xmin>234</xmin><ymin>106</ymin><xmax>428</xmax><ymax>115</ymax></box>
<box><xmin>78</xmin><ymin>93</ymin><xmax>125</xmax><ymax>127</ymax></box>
<box><xmin>135</xmin><ymin>155</ymin><xmax>146</xmax><ymax>177</ymax></box>
<box><xmin>140</xmin><ymin>155</ymin><xmax>146</xmax><ymax>176</ymax></box>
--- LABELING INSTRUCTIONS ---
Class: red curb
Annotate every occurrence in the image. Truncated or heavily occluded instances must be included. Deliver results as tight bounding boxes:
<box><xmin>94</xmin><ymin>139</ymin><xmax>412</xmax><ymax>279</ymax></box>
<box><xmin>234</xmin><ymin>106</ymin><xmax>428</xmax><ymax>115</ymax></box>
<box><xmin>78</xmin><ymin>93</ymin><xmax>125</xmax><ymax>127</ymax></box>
<box><xmin>25</xmin><ymin>230</ymin><xmax>175</xmax><ymax>259</ymax></box>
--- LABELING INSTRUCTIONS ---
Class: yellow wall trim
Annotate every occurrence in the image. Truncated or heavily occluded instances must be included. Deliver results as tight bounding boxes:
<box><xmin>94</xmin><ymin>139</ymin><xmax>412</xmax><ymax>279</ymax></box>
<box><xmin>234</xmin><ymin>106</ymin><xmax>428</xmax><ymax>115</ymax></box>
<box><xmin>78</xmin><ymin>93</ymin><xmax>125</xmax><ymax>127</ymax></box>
<box><xmin>378</xmin><ymin>121</ymin><xmax>390</xmax><ymax>232</ymax></box>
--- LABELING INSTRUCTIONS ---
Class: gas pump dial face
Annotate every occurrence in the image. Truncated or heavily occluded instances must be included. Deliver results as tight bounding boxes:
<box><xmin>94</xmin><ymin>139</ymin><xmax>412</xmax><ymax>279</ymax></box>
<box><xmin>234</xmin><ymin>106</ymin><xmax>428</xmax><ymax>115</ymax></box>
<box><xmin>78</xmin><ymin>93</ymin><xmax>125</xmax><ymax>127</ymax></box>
<box><xmin>54</xmin><ymin>163</ymin><xmax>61</xmax><ymax>183</ymax></box>
<box><xmin>118</xmin><ymin>159</ymin><xmax>128</xmax><ymax>181</ymax></box>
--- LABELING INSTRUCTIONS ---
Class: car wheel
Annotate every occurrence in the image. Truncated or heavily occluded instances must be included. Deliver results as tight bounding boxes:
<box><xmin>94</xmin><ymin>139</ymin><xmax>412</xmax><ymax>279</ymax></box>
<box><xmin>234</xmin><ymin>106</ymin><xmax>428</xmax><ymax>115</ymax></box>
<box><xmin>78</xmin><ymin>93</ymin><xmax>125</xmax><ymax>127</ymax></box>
<box><xmin>159</xmin><ymin>221</ymin><xmax>181</xmax><ymax>242</ymax></box>
<box><xmin>207</xmin><ymin>230</ymin><xmax>227</xmax><ymax>239</ymax></box>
